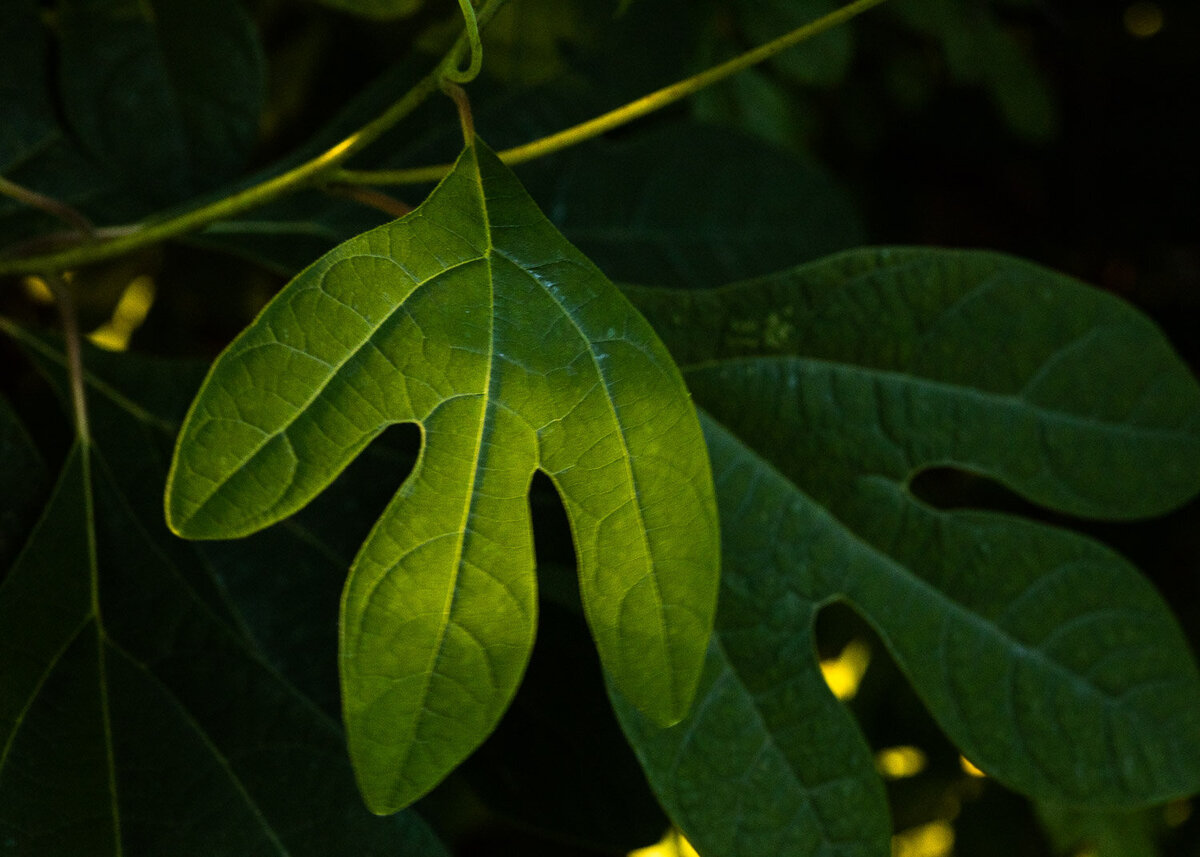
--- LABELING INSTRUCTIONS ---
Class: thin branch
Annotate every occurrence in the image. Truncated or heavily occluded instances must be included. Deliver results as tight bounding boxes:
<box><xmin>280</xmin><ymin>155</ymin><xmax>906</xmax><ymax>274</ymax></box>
<box><xmin>333</xmin><ymin>0</ymin><xmax>890</xmax><ymax>187</ymax></box>
<box><xmin>44</xmin><ymin>272</ymin><xmax>91</xmax><ymax>444</ymax></box>
<box><xmin>0</xmin><ymin>175</ymin><xmax>96</xmax><ymax>238</ymax></box>
<box><xmin>0</xmin><ymin>0</ymin><xmax>512</xmax><ymax>279</ymax></box>
<box><xmin>322</xmin><ymin>184</ymin><xmax>414</xmax><ymax>219</ymax></box>
<box><xmin>442</xmin><ymin>81</ymin><xmax>477</xmax><ymax>145</ymax></box>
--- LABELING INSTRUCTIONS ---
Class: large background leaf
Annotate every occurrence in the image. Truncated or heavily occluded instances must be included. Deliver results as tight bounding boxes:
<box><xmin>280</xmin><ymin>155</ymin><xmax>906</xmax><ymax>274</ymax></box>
<box><xmin>57</xmin><ymin>0</ymin><xmax>265</xmax><ymax>204</ymax></box>
<box><xmin>612</xmin><ymin>248</ymin><xmax>1200</xmax><ymax>856</ymax></box>
<box><xmin>0</xmin><ymin>323</ymin><xmax>447</xmax><ymax>857</ymax></box>
<box><xmin>165</xmin><ymin>139</ymin><xmax>720</xmax><ymax>813</ymax></box>
<box><xmin>0</xmin><ymin>393</ymin><xmax>47</xmax><ymax>571</ymax></box>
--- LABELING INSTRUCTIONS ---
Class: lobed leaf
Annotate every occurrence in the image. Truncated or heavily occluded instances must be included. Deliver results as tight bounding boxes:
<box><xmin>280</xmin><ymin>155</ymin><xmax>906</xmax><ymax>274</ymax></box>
<box><xmin>612</xmin><ymin>248</ymin><xmax>1200</xmax><ymax>856</ymax></box>
<box><xmin>165</xmin><ymin>139</ymin><xmax>720</xmax><ymax>812</ymax></box>
<box><xmin>612</xmin><ymin>417</ymin><xmax>890</xmax><ymax>857</ymax></box>
<box><xmin>0</xmin><ymin>323</ymin><xmax>448</xmax><ymax>857</ymax></box>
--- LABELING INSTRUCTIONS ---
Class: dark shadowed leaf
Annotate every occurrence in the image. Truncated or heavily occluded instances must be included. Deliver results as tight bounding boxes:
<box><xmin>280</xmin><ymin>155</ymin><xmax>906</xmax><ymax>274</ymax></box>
<box><xmin>735</xmin><ymin>0</ymin><xmax>855</xmax><ymax>87</ymax></box>
<box><xmin>519</xmin><ymin>124</ymin><xmax>863</xmax><ymax>290</ymax></box>
<box><xmin>0</xmin><ymin>322</ymin><xmax>447</xmax><ymax>857</ymax></box>
<box><xmin>57</xmin><ymin>0</ymin><xmax>265</xmax><ymax>203</ymax></box>
<box><xmin>611</xmin><ymin>248</ymin><xmax>1200</xmax><ymax>856</ymax></box>
<box><xmin>314</xmin><ymin>0</ymin><xmax>424</xmax><ymax>19</ymax></box>
<box><xmin>0</xmin><ymin>394</ymin><xmax>47</xmax><ymax>571</ymax></box>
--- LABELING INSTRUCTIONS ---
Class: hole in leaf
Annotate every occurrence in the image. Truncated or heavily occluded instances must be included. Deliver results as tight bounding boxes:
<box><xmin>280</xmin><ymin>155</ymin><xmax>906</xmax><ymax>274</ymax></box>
<box><xmin>908</xmin><ymin>466</ymin><xmax>1042</xmax><ymax>517</ymax></box>
<box><xmin>530</xmin><ymin>471</ymin><xmax>581</xmax><ymax>613</ymax></box>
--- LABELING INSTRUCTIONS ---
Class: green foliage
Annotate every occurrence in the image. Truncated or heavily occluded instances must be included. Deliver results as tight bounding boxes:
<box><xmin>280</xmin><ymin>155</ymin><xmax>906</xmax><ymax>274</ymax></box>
<box><xmin>613</xmin><ymin>250</ymin><xmax>1200</xmax><ymax>856</ymax></box>
<box><xmin>57</xmin><ymin>0</ymin><xmax>265</xmax><ymax>203</ymax></box>
<box><xmin>1</xmin><ymin>1</ymin><xmax>1198</xmax><ymax>855</ymax></box>
<box><xmin>315</xmin><ymin>0</ymin><xmax>425</xmax><ymax>19</ymax></box>
<box><xmin>0</xmin><ymin>325</ymin><xmax>447</xmax><ymax>855</ymax></box>
<box><xmin>165</xmin><ymin>138</ymin><xmax>720</xmax><ymax>812</ymax></box>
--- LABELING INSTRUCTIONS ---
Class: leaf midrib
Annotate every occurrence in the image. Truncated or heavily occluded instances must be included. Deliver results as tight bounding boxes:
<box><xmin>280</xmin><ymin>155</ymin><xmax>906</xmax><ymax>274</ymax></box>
<box><xmin>687</xmin><ymin>353</ymin><xmax>1198</xmax><ymax>442</ymax></box>
<box><xmin>712</xmin><ymin>418</ymin><xmax>1159</xmax><ymax>724</ymax></box>
<box><xmin>393</xmin><ymin>157</ymin><xmax>501</xmax><ymax>796</ymax></box>
<box><xmin>496</xmin><ymin>245</ymin><xmax>677</xmax><ymax>713</ymax></box>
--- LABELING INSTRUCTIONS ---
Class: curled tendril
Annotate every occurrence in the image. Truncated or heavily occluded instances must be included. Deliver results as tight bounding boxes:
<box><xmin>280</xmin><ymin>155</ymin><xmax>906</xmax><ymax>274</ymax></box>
<box><xmin>443</xmin><ymin>0</ymin><xmax>483</xmax><ymax>84</ymax></box>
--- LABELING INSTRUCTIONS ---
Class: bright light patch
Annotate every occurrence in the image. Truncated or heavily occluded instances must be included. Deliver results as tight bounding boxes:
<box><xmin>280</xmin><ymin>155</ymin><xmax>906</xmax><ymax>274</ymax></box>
<box><xmin>959</xmin><ymin>755</ymin><xmax>986</xmax><ymax>778</ymax></box>
<box><xmin>876</xmin><ymin>746</ymin><xmax>927</xmax><ymax>779</ymax></box>
<box><xmin>820</xmin><ymin>639</ymin><xmax>870</xmax><ymax>700</ymax></box>
<box><xmin>1124</xmin><ymin>2</ymin><xmax>1163</xmax><ymax>38</ymax></box>
<box><xmin>21</xmin><ymin>276</ymin><xmax>54</xmax><ymax>304</ymax></box>
<box><xmin>629</xmin><ymin>829</ymin><xmax>699</xmax><ymax>857</ymax></box>
<box><xmin>892</xmin><ymin>820</ymin><xmax>954</xmax><ymax>857</ymax></box>
<box><xmin>89</xmin><ymin>275</ymin><xmax>156</xmax><ymax>352</ymax></box>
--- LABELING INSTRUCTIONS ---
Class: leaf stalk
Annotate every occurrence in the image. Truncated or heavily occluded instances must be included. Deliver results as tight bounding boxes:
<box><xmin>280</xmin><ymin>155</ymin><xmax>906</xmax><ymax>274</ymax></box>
<box><xmin>44</xmin><ymin>272</ymin><xmax>91</xmax><ymax>444</ymax></box>
<box><xmin>0</xmin><ymin>0</ymin><xmax>510</xmax><ymax>279</ymax></box>
<box><xmin>335</xmin><ymin>0</ymin><xmax>890</xmax><ymax>186</ymax></box>
<box><xmin>0</xmin><ymin>0</ymin><xmax>881</xmax><ymax>276</ymax></box>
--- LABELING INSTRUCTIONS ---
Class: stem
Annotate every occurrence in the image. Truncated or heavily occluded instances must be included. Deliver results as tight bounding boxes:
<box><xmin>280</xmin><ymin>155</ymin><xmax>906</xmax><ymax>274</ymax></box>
<box><xmin>335</xmin><ymin>0</ymin><xmax>889</xmax><ymax>187</ymax></box>
<box><xmin>323</xmin><ymin>184</ymin><xmax>414</xmax><ymax>218</ymax></box>
<box><xmin>442</xmin><ymin>81</ymin><xmax>477</xmax><ymax>145</ymax></box>
<box><xmin>44</xmin><ymin>272</ymin><xmax>91</xmax><ymax>444</ymax></box>
<box><xmin>0</xmin><ymin>175</ymin><xmax>96</xmax><ymax>237</ymax></box>
<box><xmin>442</xmin><ymin>0</ymin><xmax>483</xmax><ymax>85</ymax></box>
<box><xmin>0</xmin><ymin>0</ymin><xmax>512</xmax><ymax>280</ymax></box>
<box><xmin>0</xmin><ymin>76</ymin><xmax>437</xmax><ymax>277</ymax></box>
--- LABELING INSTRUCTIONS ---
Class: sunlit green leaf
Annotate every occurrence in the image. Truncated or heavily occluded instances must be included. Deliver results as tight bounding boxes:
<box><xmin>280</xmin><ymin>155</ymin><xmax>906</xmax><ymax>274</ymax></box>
<box><xmin>57</xmin><ymin>0</ymin><xmax>265</xmax><ymax>203</ymax></box>
<box><xmin>613</xmin><ymin>248</ymin><xmax>1200</xmax><ymax>856</ymax></box>
<box><xmin>0</xmin><ymin>323</ymin><xmax>448</xmax><ymax>856</ymax></box>
<box><xmin>165</xmin><ymin>139</ymin><xmax>720</xmax><ymax>813</ymax></box>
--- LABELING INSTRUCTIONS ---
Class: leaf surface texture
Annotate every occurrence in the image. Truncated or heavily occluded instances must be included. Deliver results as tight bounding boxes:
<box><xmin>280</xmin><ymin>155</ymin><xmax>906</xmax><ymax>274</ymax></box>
<box><xmin>614</xmin><ymin>248</ymin><xmax>1200</xmax><ymax>857</ymax></box>
<box><xmin>0</xmin><ymin>323</ymin><xmax>447</xmax><ymax>856</ymax></box>
<box><xmin>166</xmin><ymin>139</ymin><xmax>720</xmax><ymax>812</ymax></box>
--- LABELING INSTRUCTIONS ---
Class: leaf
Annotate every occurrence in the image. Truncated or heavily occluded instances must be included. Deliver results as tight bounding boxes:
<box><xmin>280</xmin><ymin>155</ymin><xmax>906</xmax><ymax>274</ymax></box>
<box><xmin>888</xmin><ymin>0</ymin><xmax>1056</xmax><ymax>140</ymax></box>
<box><xmin>0</xmin><ymin>0</ymin><xmax>55</xmax><ymax>172</ymax></box>
<box><xmin>462</xmin><ymin>584</ymin><xmax>670</xmax><ymax>853</ymax></box>
<box><xmin>57</xmin><ymin>0</ymin><xmax>265</xmax><ymax>203</ymax></box>
<box><xmin>518</xmin><ymin>124</ymin><xmax>863</xmax><ymax>290</ymax></box>
<box><xmin>613</xmin><ymin>248</ymin><xmax>1200</xmax><ymax>855</ymax></box>
<box><xmin>165</xmin><ymin>138</ymin><xmax>720</xmax><ymax>813</ymax></box>
<box><xmin>610</xmin><ymin>427</ymin><xmax>892</xmax><ymax>855</ymax></box>
<box><xmin>0</xmin><ymin>1</ymin><xmax>131</xmax><ymax>250</ymax></box>
<box><xmin>734</xmin><ymin>0</ymin><xmax>855</xmax><ymax>88</ymax></box>
<box><xmin>313</xmin><ymin>0</ymin><xmax>424</xmax><ymax>19</ymax></box>
<box><xmin>0</xmin><ymin>393</ymin><xmax>48</xmax><ymax>571</ymax></box>
<box><xmin>0</xmin><ymin>322</ymin><xmax>448</xmax><ymax>856</ymax></box>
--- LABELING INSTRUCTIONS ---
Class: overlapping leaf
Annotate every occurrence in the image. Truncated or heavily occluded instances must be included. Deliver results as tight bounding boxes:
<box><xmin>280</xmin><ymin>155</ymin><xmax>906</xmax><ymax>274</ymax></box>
<box><xmin>314</xmin><ymin>0</ymin><xmax>424</xmax><ymax>19</ymax></box>
<box><xmin>0</xmin><ymin>394</ymin><xmax>47</xmax><ymax>571</ymax></box>
<box><xmin>0</xmin><ymin>323</ymin><xmax>447</xmax><ymax>856</ymax></box>
<box><xmin>57</xmin><ymin>0</ymin><xmax>265</xmax><ymax>203</ymax></box>
<box><xmin>735</xmin><ymin>0</ymin><xmax>854</xmax><ymax>87</ymax></box>
<box><xmin>614</xmin><ymin>248</ymin><xmax>1200</xmax><ymax>857</ymax></box>
<box><xmin>519</xmin><ymin>124</ymin><xmax>863</xmax><ymax>290</ymax></box>
<box><xmin>165</xmin><ymin>139</ymin><xmax>720</xmax><ymax>813</ymax></box>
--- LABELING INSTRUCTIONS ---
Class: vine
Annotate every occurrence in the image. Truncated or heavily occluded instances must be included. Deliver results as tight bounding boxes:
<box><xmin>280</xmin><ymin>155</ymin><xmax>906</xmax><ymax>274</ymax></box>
<box><xmin>0</xmin><ymin>0</ymin><xmax>887</xmax><ymax>278</ymax></box>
